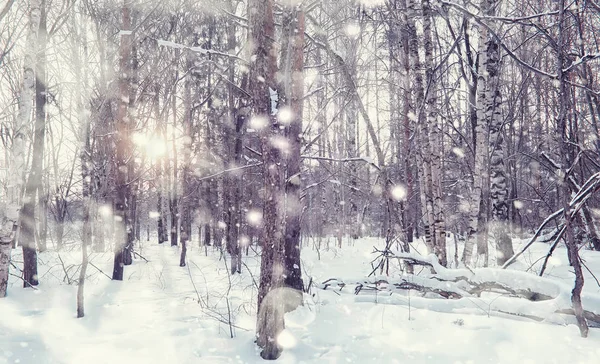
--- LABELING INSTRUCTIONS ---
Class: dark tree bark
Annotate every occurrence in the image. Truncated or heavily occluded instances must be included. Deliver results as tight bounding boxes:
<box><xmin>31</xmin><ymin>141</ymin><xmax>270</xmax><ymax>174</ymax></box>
<box><xmin>112</xmin><ymin>0</ymin><xmax>132</xmax><ymax>281</ymax></box>
<box><xmin>555</xmin><ymin>0</ymin><xmax>588</xmax><ymax>338</ymax></box>
<box><xmin>20</xmin><ymin>0</ymin><xmax>47</xmax><ymax>288</ymax></box>
<box><xmin>170</xmin><ymin>72</ymin><xmax>179</xmax><ymax>247</ymax></box>
<box><xmin>154</xmin><ymin>84</ymin><xmax>168</xmax><ymax>244</ymax></box>
<box><xmin>179</xmin><ymin>55</ymin><xmax>193</xmax><ymax>267</ymax></box>
<box><xmin>224</xmin><ymin>16</ymin><xmax>244</xmax><ymax>275</ymax></box>
<box><xmin>123</xmin><ymin>42</ymin><xmax>139</xmax><ymax>267</ymax></box>
<box><xmin>281</xmin><ymin>4</ymin><xmax>305</xmax><ymax>296</ymax></box>
<box><xmin>249</xmin><ymin>0</ymin><xmax>285</xmax><ymax>359</ymax></box>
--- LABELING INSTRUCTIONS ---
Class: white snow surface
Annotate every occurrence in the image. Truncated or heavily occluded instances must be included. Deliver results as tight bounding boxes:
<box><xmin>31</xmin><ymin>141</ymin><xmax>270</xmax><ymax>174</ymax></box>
<box><xmin>2</xmin><ymin>236</ymin><xmax>600</xmax><ymax>363</ymax></box>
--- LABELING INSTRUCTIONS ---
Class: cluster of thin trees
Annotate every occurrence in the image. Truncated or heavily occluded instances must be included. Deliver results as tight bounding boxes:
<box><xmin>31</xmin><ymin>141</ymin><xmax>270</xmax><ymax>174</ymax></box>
<box><xmin>1</xmin><ymin>0</ymin><xmax>600</xmax><ymax>358</ymax></box>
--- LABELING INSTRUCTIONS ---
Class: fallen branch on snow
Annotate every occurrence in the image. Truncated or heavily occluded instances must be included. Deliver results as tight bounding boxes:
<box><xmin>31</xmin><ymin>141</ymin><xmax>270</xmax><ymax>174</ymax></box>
<box><xmin>319</xmin><ymin>252</ymin><xmax>600</xmax><ymax>328</ymax></box>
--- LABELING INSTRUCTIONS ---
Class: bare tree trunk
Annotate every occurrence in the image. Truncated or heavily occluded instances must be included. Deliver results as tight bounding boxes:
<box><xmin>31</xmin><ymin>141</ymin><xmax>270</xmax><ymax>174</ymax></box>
<box><xmin>404</xmin><ymin>0</ymin><xmax>436</xmax><ymax>256</ymax></box>
<box><xmin>421</xmin><ymin>0</ymin><xmax>447</xmax><ymax>266</ymax></box>
<box><xmin>123</xmin><ymin>42</ymin><xmax>139</xmax><ymax>267</ymax></box>
<box><xmin>399</xmin><ymin>6</ymin><xmax>414</xmax><ymax>246</ymax></box>
<box><xmin>463</xmin><ymin>7</ymin><xmax>491</xmax><ymax>266</ymax></box>
<box><xmin>480</xmin><ymin>0</ymin><xmax>513</xmax><ymax>266</ymax></box>
<box><xmin>112</xmin><ymin>0</ymin><xmax>132</xmax><ymax>281</ymax></box>
<box><xmin>77</xmin><ymin>87</ymin><xmax>91</xmax><ymax>318</ymax></box>
<box><xmin>224</xmin><ymin>17</ymin><xmax>243</xmax><ymax>275</ymax></box>
<box><xmin>555</xmin><ymin>0</ymin><xmax>588</xmax><ymax>338</ymax></box>
<box><xmin>250</xmin><ymin>0</ymin><xmax>285</xmax><ymax>359</ymax></box>
<box><xmin>0</xmin><ymin>0</ymin><xmax>41</xmax><ymax>297</ymax></box>
<box><xmin>170</xmin><ymin>64</ymin><xmax>179</xmax><ymax>247</ymax></box>
<box><xmin>20</xmin><ymin>0</ymin><xmax>47</xmax><ymax>287</ymax></box>
<box><xmin>76</xmin><ymin>9</ymin><xmax>90</xmax><ymax>317</ymax></box>
<box><xmin>281</xmin><ymin>4</ymin><xmax>305</xmax><ymax>297</ymax></box>
<box><xmin>179</xmin><ymin>54</ymin><xmax>193</xmax><ymax>267</ymax></box>
<box><xmin>154</xmin><ymin>84</ymin><xmax>168</xmax><ymax>244</ymax></box>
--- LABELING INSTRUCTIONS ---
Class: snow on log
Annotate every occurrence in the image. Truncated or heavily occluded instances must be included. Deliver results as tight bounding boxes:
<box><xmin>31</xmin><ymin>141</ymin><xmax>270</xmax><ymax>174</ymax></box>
<box><xmin>318</xmin><ymin>252</ymin><xmax>600</xmax><ymax>327</ymax></box>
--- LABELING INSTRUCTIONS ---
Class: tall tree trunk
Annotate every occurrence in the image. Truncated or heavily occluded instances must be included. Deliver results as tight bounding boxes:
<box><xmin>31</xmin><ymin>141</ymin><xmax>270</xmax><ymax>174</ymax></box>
<box><xmin>20</xmin><ymin>0</ymin><xmax>47</xmax><ymax>287</ymax></box>
<box><xmin>154</xmin><ymin>84</ymin><xmax>168</xmax><ymax>244</ymax></box>
<box><xmin>404</xmin><ymin>0</ymin><xmax>436</xmax><ymax>257</ymax></box>
<box><xmin>399</xmin><ymin>7</ymin><xmax>414</xmax><ymax>246</ymax></box>
<box><xmin>76</xmin><ymin>9</ymin><xmax>90</xmax><ymax>317</ymax></box>
<box><xmin>555</xmin><ymin>0</ymin><xmax>588</xmax><ymax>337</ymax></box>
<box><xmin>77</xmin><ymin>87</ymin><xmax>91</xmax><ymax>318</ymax></box>
<box><xmin>250</xmin><ymin>0</ymin><xmax>285</xmax><ymax>359</ymax></box>
<box><xmin>0</xmin><ymin>0</ymin><xmax>41</xmax><ymax>297</ymax></box>
<box><xmin>225</xmin><ymin>108</ymin><xmax>245</xmax><ymax>275</ymax></box>
<box><xmin>123</xmin><ymin>42</ymin><xmax>138</xmax><ymax>267</ymax></box>
<box><xmin>421</xmin><ymin>0</ymin><xmax>447</xmax><ymax>266</ymax></box>
<box><xmin>179</xmin><ymin>55</ymin><xmax>193</xmax><ymax>267</ymax></box>
<box><xmin>463</xmin><ymin>9</ymin><xmax>492</xmax><ymax>266</ymax></box>
<box><xmin>480</xmin><ymin>0</ymin><xmax>514</xmax><ymax>265</ymax></box>
<box><xmin>281</xmin><ymin>4</ymin><xmax>305</xmax><ymax>297</ymax></box>
<box><xmin>112</xmin><ymin>0</ymin><xmax>132</xmax><ymax>281</ymax></box>
<box><xmin>170</xmin><ymin>59</ymin><xmax>179</xmax><ymax>247</ymax></box>
<box><xmin>225</xmin><ymin>16</ymin><xmax>243</xmax><ymax>275</ymax></box>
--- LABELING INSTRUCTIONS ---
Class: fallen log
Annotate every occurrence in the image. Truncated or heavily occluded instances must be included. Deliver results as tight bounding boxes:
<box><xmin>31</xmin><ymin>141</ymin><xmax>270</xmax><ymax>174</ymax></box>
<box><xmin>318</xmin><ymin>252</ymin><xmax>600</xmax><ymax>329</ymax></box>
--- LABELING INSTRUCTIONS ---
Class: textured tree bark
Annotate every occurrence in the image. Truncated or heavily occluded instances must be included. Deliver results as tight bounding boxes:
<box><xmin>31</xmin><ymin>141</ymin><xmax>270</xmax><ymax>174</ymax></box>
<box><xmin>555</xmin><ymin>0</ymin><xmax>588</xmax><ymax>338</ymax></box>
<box><xmin>224</xmin><ymin>18</ymin><xmax>243</xmax><ymax>275</ymax></box>
<box><xmin>421</xmin><ymin>0</ymin><xmax>447</xmax><ymax>267</ymax></box>
<box><xmin>404</xmin><ymin>0</ymin><xmax>436</xmax><ymax>258</ymax></box>
<box><xmin>249</xmin><ymin>0</ymin><xmax>285</xmax><ymax>359</ymax></box>
<box><xmin>281</xmin><ymin>4</ymin><xmax>305</xmax><ymax>297</ymax></box>
<box><xmin>463</xmin><ymin>3</ymin><xmax>493</xmax><ymax>266</ymax></box>
<box><xmin>481</xmin><ymin>0</ymin><xmax>513</xmax><ymax>266</ymax></box>
<box><xmin>37</xmin><ymin>190</ymin><xmax>48</xmax><ymax>252</ymax></box>
<box><xmin>20</xmin><ymin>0</ymin><xmax>47</xmax><ymax>288</ymax></box>
<box><xmin>154</xmin><ymin>84</ymin><xmax>168</xmax><ymax>245</ymax></box>
<box><xmin>225</xmin><ymin>108</ymin><xmax>245</xmax><ymax>275</ymax></box>
<box><xmin>112</xmin><ymin>0</ymin><xmax>132</xmax><ymax>281</ymax></box>
<box><xmin>123</xmin><ymin>43</ymin><xmax>138</xmax><ymax>267</ymax></box>
<box><xmin>77</xmin><ymin>95</ymin><xmax>91</xmax><ymax>319</ymax></box>
<box><xmin>179</xmin><ymin>55</ymin><xmax>193</xmax><ymax>267</ymax></box>
<box><xmin>76</xmin><ymin>9</ymin><xmax>90</xmax><ymax>317</ymax></box>
<box><xmin>399</xmin><ymin>5</ymin><xmax>414</xmax><ymax>247</ymax></box>
<box><xmin>0</xmin><ymin>0</ymin><xmax>41</xmax><ymax>297</ymax></box>
<box><xmin>170</xmin><ymin>67</ymin><xmax>179</xmax><ymax>247</ymax></box>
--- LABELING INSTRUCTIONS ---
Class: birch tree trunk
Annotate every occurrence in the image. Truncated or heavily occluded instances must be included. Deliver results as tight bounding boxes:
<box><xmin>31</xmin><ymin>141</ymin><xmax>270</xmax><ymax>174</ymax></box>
<box><xmin>404</xmin><ymin>0</ymin><xmax>436</xmax><ymax>258</ymax></box>
<box><xmin>481</xmin><ymin>0</ymin><xmax>514</xmax><ymax>265</ymax></box>
<box><xmin>463</xmin><ymin>4</ymin><xmax>493</xmax><ymax>266</ymax></box>
<box><xmin>0</xmin><ymin>0</ymin><xmax>41</xmax><ymax>297</ymax></box>
<box><xmin>421</xmin><ymin>0</ymin><xmax>447</xmax><ymax>266</ymax></box>
<box><xmin>75</xmin><ymin>8</ymin><xmax>90</xmax><ymax>317</ymax></box>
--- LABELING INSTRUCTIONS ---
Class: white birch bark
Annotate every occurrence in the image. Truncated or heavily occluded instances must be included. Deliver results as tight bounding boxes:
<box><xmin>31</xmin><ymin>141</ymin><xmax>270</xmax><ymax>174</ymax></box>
<box><xmin>404</xmin><ymin>0</ymin><xmax>436</xmax><ymax>255</ymax></box>
<box><xmin>482</xmin><ymin>0</ymin><xmax>514</xmax><ymax>265</ymax></box>
<box><xmin>0</xmin><ymin>0</ymin><xmax>41</xmax><ymax>298</ymax></box>
<box><xmin>462</xmin><ymin>3</ymin><xmax>494</xmax><ymax>266</ymax></box>
<box><xmin>421</xmin><ymin>0</ymin><xmax>447</xmax><ymax>266</ymax></box>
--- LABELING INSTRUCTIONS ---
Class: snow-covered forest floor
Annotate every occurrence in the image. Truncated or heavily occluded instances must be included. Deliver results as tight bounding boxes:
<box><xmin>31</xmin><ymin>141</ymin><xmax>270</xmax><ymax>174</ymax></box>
<box><xmin>2</xmin><ymin>236</ymin><xmax>600</xmax><ymax>363</ymax></box>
